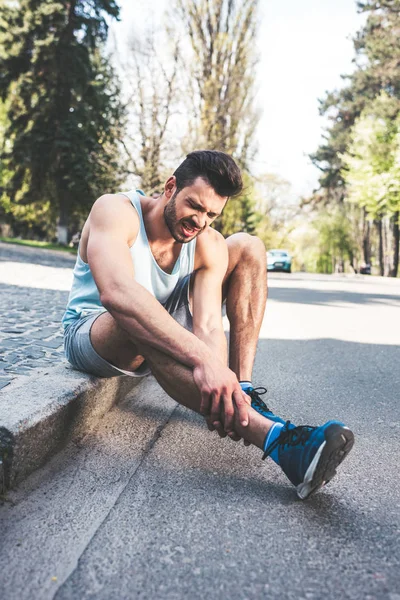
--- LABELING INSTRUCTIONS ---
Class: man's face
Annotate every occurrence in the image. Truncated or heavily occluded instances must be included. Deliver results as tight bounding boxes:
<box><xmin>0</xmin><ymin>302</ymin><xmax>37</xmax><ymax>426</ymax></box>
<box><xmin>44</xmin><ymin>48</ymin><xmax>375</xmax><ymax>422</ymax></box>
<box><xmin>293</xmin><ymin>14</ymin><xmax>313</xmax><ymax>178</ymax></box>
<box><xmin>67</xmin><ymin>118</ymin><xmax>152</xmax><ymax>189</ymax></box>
<box><xmin>163</xmin><ymin>177</ymin><xmax>227</xmax><ymax>243</ymax></box>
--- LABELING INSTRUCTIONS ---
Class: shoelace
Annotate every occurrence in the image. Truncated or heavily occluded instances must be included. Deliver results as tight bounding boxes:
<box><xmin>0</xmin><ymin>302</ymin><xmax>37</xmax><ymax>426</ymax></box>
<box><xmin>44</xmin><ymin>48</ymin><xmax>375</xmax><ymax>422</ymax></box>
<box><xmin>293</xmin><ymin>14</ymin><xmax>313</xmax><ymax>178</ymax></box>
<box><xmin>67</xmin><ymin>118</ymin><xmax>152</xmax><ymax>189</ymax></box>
<box><xmin>262</xmin><ymin>422</ymin><xmax>315</xmax><ymax>460</ymax></box>
<box><xmin>247</xmin><ymin>386</ymin><xmax>273</xmax><ymax>413</ymax></box>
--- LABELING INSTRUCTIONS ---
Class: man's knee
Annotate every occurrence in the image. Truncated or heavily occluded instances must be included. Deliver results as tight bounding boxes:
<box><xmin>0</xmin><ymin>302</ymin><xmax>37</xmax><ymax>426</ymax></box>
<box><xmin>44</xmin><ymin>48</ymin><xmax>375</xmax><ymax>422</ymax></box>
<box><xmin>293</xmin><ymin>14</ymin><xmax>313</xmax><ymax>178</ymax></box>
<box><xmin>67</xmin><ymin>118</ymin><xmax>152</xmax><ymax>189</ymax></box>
<box><xmin>226</xmin><ymin>232</ymin><xmax>266</xmax><ymax>265</ymax></box>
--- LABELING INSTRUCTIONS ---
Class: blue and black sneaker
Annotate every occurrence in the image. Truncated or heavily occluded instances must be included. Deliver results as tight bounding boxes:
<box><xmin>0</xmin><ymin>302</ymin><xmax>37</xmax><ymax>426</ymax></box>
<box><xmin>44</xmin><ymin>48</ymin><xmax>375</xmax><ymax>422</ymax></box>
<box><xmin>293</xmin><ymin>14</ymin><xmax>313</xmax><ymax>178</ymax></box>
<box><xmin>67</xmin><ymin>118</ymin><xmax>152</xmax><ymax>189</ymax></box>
<box><xmin>263</xmin><ymin>420</ymin><xmax>355</xmax><ymax>500</ymax></box>
<box><xmin>246</xmin><ymin>386</ymin><xmax>286</xmax><ymax>425</ymax></box>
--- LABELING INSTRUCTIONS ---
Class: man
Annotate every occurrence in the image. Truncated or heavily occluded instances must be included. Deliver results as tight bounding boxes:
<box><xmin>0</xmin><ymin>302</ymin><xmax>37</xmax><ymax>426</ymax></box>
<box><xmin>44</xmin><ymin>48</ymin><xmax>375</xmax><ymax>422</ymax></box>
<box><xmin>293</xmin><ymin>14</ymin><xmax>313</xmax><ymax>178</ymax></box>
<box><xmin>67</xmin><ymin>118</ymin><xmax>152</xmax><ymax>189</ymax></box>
<box><xmin>62</xmin><ymin>150</ymin><xmax>354</xmax><ymax>500</ymax></box>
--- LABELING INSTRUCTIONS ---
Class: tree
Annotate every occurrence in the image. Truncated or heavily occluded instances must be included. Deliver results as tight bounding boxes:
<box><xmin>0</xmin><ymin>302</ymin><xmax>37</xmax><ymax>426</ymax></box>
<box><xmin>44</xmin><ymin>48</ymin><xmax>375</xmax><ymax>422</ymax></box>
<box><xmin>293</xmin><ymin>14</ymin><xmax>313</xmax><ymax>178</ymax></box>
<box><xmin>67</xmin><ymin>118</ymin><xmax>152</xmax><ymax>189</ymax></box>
<box><xmin>311</xmin><ymin>0</ymin><xmax>400</xmax><ymax>204</ymax></box>
<box><xmin>309</xmin><ymin>1</ymin><xmax>400</xmax><ymax>275</ymax></box>
<box><xmin>0</xmin><ymin>97</ymin><xmax>10</xmax><ymax>229</ymax></box>
<box><xmin>312</xmin><ymin>209</ymin><xmax>356</xmax><ymax>274</ymax></box>
<box><xmin>341</xmin><ymin>93</ymin><xmax>400</xmax><ymax>275</ymax></box>
<box><xmin>119</xmin><ymin>28</ymin><xmax>180</xmax><ymax>195</ymax></box>
<box><xmin>175</xmin><ymin>0</ymin><xmax>261</xmax><ymax>236</ymax></box>
<box><xmin>250</xmin><ymin>173</ymin><xmax>298</xmax><ymax>250</ymax></box>
<box><xmin>217</xmin><ymin>172</ymin><xmax>262</xmax><ymax>236</ymax></box>
<box><xmin>0</xmin><ymin>0</ymin><xmax>127</xmax><ymax>243</ymax></box>
<box><xmin>175</xmin><ymin>0</ymin><xmax>259</xmax><ymax>165</ymax></box>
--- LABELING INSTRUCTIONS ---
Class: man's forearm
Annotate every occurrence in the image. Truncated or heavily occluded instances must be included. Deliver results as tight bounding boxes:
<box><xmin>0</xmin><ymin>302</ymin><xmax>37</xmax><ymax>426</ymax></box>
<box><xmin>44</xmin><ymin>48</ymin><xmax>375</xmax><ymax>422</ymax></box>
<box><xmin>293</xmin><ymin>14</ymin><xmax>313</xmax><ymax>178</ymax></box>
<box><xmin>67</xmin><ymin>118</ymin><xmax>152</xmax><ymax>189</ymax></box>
<box><xmin>102</xmin><ymin>283</ymin><xmax>216</xmax><ymax>370</ymax></box>
<box><xmin>194</xmin><ymin>327</ymin><xmax>228</xmax><ymax>366</ymax></box>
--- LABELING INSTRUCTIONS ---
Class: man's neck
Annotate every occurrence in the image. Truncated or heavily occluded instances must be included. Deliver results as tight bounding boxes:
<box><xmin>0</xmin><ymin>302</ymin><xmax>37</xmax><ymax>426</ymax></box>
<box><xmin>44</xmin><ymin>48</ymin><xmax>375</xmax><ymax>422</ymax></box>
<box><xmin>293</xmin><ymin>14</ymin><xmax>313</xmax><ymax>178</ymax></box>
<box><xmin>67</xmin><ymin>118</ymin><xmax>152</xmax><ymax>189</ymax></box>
<box><xmin>141</xmin><ymin>194</ymin><xmax>181</xmax><ymax>249</ymax></box>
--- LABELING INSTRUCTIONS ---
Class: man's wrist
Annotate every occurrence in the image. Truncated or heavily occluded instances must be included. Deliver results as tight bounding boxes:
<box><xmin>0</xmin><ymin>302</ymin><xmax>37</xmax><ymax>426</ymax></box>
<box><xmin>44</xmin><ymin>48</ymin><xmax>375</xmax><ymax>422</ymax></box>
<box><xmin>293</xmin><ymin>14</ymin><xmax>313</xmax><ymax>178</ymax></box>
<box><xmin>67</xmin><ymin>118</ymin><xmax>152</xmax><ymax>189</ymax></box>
<box><xmin>188</xmin><ymin>339</ymin><xmax>215</xmax><ymax>369</ymax></box>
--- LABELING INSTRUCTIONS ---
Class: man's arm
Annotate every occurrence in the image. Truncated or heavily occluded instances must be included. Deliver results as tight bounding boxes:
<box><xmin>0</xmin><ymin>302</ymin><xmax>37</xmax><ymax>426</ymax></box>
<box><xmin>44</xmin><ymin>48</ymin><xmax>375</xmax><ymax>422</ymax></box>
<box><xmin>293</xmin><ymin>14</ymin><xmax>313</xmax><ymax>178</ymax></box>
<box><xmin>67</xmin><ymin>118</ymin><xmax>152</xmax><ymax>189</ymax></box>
<box><xmin>87</xmin><ymin>195</ymin><xmax>213</xmax><ymax>369</ymax></box>
<box><xmin>87</xmin><ymin>196</ymin><xmax>250</xmax><ymax>431</ymax></box>
<box><xmin>192</xmin><ymin>230</ymin><xmax>228</xmax><ymax>365</ymax></box>
<box><xmin>191</xmin><ymin>230</ymin><xmax>250</xmax><ymax>435</ymax></box>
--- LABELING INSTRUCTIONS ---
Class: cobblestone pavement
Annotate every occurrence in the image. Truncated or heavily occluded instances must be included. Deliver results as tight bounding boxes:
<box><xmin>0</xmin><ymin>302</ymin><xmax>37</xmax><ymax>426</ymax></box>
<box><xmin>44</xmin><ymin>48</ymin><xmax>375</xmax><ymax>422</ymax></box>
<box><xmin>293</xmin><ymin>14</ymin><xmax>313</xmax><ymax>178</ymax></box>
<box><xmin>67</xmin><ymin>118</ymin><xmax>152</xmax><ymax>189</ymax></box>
<box><xmin>0</xmin><ymin>242</ymin><xmax>76</xmax><ymax>391</ymax></box>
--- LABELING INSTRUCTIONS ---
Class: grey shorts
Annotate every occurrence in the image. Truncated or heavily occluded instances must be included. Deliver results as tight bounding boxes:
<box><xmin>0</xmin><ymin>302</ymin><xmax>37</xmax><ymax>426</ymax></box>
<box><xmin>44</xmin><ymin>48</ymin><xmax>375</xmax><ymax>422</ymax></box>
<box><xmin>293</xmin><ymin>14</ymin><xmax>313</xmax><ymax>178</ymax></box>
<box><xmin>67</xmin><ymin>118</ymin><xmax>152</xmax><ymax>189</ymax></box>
<box><xmin>63</xmin><ymin>275</ymin><xmax>193</xmax><ymax>378</ymax></box>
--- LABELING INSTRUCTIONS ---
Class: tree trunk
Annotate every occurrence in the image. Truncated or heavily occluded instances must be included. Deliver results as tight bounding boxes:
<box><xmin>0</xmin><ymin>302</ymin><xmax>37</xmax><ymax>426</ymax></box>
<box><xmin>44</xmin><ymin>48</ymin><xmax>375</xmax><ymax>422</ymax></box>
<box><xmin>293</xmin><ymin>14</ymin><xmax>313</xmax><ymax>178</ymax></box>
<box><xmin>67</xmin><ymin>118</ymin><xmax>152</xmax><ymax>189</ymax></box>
<box><xmin>349</xmin><ymin>250</ymin><xmax>357</xmax><ymax>273</ymax></box>
<box><xmin>54</xmin><ymin>0</ymin><xmax>76</xmax><ymax>247</ymax></box>
<box><xmin>383</xmin><ymin>217</ymin><xmax>390</xmax><ymax>276</ymax></box>
<box><xmin>57</xmin><ymin>186</ymin><xmax>69</xmax><ymax>245</ymax></box>
<box><xmin>390</xmin><ymin>211</ymin><xmax>399</xmax><ymax>278</ymax></box>
<box><xmin>375</xmin><ymin>219</ymin><xmax>384</xmax><ymax>276</ymax></box>
<box><xmin>363</xmin><ymin>209</ymin><xmax>371</xmax><ymax>264</ymax></box>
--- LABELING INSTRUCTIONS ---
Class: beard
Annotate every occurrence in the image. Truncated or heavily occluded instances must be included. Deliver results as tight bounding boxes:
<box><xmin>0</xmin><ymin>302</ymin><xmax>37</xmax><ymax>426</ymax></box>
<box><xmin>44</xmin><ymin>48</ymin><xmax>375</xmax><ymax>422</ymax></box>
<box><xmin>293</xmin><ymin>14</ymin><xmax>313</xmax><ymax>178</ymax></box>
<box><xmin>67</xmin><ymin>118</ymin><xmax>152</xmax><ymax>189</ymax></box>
<box><xmin>163</xmin><ymin>191</ymin><xmax>204</xmax><ymax>243</ymax></box>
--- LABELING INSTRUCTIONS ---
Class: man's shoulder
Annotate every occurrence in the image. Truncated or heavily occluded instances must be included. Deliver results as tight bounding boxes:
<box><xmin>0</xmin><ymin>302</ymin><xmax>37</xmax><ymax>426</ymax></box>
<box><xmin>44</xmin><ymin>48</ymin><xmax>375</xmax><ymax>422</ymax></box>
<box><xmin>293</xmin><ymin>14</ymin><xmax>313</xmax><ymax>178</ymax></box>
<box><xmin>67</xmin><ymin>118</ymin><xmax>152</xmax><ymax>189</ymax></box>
<box><xmin>92</xmin><ymin>192</ymin><xmax>136</xmax><ymax>213</ymax></box>
<box><xmin>91</xmin><ymin>193</ymin><xmax>140</xmax><ymax>226</ymax></box>
<box><xmin>88</xmin><ymin>193</ymin><xmax>140</xmax><ymax>245</ymax></box>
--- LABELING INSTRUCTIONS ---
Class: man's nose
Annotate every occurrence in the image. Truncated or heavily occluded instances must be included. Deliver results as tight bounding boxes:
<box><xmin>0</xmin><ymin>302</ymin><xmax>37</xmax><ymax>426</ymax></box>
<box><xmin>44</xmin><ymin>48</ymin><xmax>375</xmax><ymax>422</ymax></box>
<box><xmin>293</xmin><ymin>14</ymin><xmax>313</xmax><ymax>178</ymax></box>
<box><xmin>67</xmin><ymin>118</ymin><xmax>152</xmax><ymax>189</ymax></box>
<box><xmin>196</xmin><ymin>214</ymin><xmax>207</xmax><ymax>229</ymax></box>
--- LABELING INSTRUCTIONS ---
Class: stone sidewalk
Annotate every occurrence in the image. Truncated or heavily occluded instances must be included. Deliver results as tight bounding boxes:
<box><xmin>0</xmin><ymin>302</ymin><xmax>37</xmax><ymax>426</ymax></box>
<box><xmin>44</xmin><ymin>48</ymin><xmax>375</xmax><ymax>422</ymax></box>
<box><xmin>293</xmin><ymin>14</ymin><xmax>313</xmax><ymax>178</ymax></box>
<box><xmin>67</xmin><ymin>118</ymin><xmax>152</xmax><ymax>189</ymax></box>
<box><xmin>0</xmin><ymin>241</ymin><xmax>140</xmax><ymax>492</ymax></box>
<box><xmin>0</xmin><ymin>242</ymin><xmax>75</xmax><ymax>389</ymax></box>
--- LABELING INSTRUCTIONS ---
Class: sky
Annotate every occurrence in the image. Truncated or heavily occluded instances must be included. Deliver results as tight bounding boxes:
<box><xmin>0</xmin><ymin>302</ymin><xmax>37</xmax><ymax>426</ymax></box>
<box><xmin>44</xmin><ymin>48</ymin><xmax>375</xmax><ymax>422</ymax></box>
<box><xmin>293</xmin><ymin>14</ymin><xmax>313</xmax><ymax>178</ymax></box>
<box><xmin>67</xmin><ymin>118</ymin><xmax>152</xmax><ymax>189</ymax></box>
<box><xmin>110</xmin><ymin>0</ymin><xmax>365</xmax><ymax>199</ymax></box>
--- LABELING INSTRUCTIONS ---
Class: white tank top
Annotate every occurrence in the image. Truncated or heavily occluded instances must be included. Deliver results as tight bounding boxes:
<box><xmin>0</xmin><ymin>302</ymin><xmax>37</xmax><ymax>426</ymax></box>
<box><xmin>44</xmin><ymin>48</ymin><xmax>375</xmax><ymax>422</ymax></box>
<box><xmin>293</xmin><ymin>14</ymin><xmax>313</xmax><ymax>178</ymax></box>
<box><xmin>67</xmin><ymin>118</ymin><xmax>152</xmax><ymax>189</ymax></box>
<box><xmin>62</xmin><ymin>190</ymin><xmax>197</xmax><ymax>328</ymax></box>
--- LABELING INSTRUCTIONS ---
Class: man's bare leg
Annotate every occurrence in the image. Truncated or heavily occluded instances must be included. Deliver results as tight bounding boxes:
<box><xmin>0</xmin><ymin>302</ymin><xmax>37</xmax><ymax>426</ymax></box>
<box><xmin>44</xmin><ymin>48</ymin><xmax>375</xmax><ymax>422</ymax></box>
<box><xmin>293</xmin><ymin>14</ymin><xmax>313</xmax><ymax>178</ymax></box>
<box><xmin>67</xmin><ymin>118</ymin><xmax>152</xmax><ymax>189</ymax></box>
<box><xmin>90</xmin><ymin>241</ymin><xmax>354</xmax><ymax>500</ymax></box>
<box><xmin>223</xmin><ymin>233</ymin><xmax>267</xmax><ymax>381</ymax></box>
<box><xmin>90</xmin><ymin>311</ymin><xmax>273</xmax><ymax>449</ymax></box>
<box><xmin>90</xmin><ymin>232</ymin><xmax>270</xmax><ymax>445</ymax></box>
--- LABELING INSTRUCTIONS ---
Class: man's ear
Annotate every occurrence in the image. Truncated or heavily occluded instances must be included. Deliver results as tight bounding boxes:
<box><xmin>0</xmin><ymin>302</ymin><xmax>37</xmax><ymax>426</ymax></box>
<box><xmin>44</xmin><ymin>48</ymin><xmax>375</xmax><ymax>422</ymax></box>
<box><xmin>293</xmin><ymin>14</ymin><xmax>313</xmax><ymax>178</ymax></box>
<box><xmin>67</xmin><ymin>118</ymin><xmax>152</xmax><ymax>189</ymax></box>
<box><xmin>164</xmin><ymin>176</ymin><xmax>177</xmax><ymax>199</ymax></box>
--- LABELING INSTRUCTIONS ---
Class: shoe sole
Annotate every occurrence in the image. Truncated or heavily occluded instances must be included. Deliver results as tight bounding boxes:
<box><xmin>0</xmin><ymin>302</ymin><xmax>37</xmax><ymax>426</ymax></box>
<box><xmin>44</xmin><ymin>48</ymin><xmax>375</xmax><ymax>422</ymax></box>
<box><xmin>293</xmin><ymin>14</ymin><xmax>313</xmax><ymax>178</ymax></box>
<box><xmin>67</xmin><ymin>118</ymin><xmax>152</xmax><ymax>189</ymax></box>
<box><xmin>296</xmin><ymin>424</ymin><xmax>354</xmax><ymax>500</ymax></box>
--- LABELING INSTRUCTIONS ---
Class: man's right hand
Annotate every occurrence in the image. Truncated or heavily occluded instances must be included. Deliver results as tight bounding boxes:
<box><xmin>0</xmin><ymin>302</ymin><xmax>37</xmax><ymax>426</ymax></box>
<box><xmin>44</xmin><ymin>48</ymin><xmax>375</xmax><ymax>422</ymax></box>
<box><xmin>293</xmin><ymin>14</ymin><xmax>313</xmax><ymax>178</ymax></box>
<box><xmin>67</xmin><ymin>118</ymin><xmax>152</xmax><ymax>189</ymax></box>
<box><xmin>193</xmin><ymin>360</ymin><xmax>251</xmax><ymax>436</ymax></box>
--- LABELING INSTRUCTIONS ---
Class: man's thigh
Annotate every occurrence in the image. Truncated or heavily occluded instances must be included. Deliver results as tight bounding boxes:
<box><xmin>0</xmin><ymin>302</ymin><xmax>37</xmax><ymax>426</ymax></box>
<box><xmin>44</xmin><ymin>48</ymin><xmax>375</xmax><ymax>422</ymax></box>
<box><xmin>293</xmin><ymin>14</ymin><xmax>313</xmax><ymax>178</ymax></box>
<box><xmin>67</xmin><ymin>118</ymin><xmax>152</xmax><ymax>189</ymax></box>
<box><xmin>89</xmin><ymin>310</ymin><xmax>146</xmax><ymax>373</ymax></box>
<box><xmin>65</xmin><ymin>275</ymin><xmax>194</xmax><ymax>378</ymax></box>
<box><xmin>64</xmin><ymin>310</ymin><xmax>148</xmax><ymax>378</ymax></box>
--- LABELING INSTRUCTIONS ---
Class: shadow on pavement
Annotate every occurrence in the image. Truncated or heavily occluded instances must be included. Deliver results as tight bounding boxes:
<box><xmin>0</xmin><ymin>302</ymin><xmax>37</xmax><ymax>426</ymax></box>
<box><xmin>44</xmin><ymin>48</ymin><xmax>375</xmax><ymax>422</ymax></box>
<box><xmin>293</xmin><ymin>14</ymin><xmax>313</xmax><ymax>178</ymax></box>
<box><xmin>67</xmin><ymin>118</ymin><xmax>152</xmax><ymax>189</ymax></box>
<box><xmin>121</xmin><ymin>336</ymin><xmax>400</xmax><ymax>426</ymax></box>
<box><xmin>0</xmin><ymin>242</ymin><xmax>76</xmax><ymax>268</ymax></box>
<box><xmin>268</xmin><ymin>285</ymin><xmax>400</xmax><ymax>307</ymax></box>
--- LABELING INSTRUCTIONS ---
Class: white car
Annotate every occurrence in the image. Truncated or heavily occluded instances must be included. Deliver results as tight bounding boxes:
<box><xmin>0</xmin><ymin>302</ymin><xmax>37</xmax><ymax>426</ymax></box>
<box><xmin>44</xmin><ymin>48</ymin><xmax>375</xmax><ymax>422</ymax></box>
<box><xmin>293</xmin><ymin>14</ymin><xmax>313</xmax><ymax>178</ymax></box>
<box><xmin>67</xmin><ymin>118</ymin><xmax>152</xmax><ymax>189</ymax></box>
<box><xmin>267</xmin><ymin>249</ymin><xmax>292</xmax><ymax>273</ymax></box>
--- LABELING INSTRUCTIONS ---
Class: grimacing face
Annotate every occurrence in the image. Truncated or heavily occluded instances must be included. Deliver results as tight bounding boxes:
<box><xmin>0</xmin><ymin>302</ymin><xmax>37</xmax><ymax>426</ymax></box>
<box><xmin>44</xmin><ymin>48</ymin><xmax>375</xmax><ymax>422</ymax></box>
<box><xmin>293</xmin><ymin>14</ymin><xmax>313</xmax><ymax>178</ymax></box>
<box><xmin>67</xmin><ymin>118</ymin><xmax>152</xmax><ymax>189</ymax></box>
<box><xmin>163</xmin><ymin>178</ymin><xmax>227</xmax><ymax>243</ymax></box>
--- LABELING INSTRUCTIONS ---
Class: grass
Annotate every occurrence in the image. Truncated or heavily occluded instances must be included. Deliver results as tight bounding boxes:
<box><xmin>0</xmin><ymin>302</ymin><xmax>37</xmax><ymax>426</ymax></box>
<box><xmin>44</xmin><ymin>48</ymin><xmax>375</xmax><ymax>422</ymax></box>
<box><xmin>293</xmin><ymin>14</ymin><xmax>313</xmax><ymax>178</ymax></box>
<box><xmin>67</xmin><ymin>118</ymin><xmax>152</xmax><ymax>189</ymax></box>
<box><xmin>0</xmin><ymin>236</ymin><xmax>77</xmax><ymax>255</ymax></box>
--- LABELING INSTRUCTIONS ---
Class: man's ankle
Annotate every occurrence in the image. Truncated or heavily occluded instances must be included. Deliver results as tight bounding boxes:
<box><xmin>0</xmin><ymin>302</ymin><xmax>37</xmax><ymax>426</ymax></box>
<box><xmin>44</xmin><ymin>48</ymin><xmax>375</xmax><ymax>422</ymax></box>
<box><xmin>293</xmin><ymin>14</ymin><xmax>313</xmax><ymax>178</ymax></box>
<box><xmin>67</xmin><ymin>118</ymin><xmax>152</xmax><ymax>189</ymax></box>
<box><xmin>239</xmin><ymin>380</ymin><xmax>253</xmax><ymax>392</ymax></box>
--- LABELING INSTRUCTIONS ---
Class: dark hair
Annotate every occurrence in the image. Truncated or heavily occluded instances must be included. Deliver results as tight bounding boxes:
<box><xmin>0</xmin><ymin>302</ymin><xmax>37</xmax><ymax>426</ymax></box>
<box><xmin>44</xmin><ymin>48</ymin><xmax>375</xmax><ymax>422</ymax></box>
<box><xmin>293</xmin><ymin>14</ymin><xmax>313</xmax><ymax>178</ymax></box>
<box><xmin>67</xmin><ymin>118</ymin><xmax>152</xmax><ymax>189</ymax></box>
<box><xmin>173</xmin><ymin>150</ymin><xmax>243</xmax><ymax>198</ymax></box>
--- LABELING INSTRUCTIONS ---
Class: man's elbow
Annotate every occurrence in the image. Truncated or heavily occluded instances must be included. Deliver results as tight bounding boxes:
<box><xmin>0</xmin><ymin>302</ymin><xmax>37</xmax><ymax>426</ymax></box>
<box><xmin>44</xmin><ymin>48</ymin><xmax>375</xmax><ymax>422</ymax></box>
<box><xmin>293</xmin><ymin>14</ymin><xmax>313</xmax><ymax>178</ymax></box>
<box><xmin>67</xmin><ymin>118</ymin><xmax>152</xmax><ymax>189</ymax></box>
<box><xmin>100</xmin><ymin>280</ymin><xmax>142</xmax><ymax>314</ymax></box>
<box><xmin>100</xmin><ymin>292</ymin><xmax>115</xmax><ymax>313</ymax></box>
<box><xmin>100</xmin><ymin>288</ymin><xmax>125</xmax><ymax>314</ymax></box>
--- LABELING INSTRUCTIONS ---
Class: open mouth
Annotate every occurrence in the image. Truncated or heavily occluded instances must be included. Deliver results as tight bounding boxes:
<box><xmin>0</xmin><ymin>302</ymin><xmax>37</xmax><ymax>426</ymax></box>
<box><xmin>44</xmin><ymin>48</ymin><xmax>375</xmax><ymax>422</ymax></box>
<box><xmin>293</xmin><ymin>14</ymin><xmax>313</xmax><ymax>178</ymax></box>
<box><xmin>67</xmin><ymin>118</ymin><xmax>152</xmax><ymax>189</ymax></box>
<box><xmin>181</xmin><ymin>222</ymin><xmax>198</xmax><ymax>237</ymax></box>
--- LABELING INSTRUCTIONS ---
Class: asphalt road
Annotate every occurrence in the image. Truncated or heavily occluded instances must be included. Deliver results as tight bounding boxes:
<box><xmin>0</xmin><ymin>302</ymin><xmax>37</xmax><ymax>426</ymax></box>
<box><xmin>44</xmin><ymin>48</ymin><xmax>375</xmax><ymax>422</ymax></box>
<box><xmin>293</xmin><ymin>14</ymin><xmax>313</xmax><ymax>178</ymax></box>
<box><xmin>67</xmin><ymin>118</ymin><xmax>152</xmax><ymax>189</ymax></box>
<box><xmin>1</xmin><ymin>270</ymin><xmax>400</xmax><ymax>600</ymax></box>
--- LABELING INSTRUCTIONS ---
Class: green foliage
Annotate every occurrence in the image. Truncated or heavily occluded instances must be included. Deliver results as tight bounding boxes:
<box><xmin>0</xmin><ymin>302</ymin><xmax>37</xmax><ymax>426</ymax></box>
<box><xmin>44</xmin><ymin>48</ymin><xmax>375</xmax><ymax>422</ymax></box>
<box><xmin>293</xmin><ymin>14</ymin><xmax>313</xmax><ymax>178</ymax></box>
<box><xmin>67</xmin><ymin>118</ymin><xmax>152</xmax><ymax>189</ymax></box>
<box><xmin>308</xmin><ymin>1</ymin><xmax>400</xmax><ymax>275</ymax></box>
<box><xmin>311</xmin><ymin>0</ymin><xmax>400</xmax><ymax>203</ymax></box>
<box><xmin>310</xmin><ymin>209</ymin><xmax>356</xmax><ymax>274</ymax></box>
<box><xmin>0</xmin><ymin>97</ymin><xmax>10</xmax><ymax>223</ymax></box>
<box><xmin>341</xmin><ymin>92</ymin><xmax>400</xmax><ymax>220</ymax></box>
<box><xmin>216</xmin><ymin>172</ymin><xmax>261</xmax><ymax>237</ymax></box>
<box><xmin>0</xmin><ymin>0</ymin><xmax>126</xmax><ymax>241</ymax></box>
<box><xmin>251</xmin><ymin>173</ymin><xmax>299</xmax><ymax>251</ymax></box>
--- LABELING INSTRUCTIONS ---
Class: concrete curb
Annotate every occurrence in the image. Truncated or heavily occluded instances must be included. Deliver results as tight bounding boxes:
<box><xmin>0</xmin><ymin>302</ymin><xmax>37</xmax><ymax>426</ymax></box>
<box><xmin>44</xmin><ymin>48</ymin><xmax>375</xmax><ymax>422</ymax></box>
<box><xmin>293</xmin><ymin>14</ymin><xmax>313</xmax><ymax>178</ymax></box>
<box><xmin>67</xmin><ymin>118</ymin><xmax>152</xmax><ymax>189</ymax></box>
<box><xmin>0</xmin><ymin>361</ymin><xmax>141</xmax><ymax>493</ymax></box>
